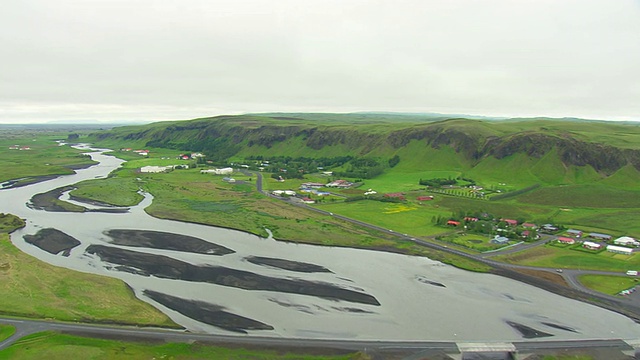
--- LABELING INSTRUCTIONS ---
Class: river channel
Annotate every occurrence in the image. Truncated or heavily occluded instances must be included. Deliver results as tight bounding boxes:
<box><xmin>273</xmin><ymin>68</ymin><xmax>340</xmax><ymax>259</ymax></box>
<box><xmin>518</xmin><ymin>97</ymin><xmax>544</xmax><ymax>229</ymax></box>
<box><xmin>1</xmin><ymin>145</ymin><xmax>639</xmax><ymax>341</ymax></box>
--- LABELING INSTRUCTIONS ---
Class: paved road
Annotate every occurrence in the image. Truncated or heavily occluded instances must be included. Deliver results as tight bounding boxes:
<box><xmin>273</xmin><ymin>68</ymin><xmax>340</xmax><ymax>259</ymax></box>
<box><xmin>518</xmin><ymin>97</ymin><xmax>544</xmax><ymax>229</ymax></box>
<box><xmin>1</xmin><ymin>316</ymin><xmax>638</xmax><ymax>358</ymax></box>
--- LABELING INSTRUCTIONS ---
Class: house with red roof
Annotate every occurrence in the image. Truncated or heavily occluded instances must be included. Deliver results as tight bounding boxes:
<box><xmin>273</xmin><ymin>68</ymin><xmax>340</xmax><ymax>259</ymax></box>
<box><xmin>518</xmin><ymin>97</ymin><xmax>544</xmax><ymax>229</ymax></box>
<box><xmin>501</xmin><ymin>219</ymin><xmax>518</xmax><ymax>226</ymax></box>
<box><xmin>557</xmin><ymin>236</ymin><xmax>576</xmax><ymax>245</ymax></box>
<box><xmin>384</xmin><ymin>192</ymin><xmax>405</xmax><ymax>200</ymax></box>
<box><xmin>447</xmin><ymin>220</ymin><xmax>461</xmax><ymax>226</ymax></box>
<box><xmin>416</xmin><ymin>196</ymin><xmax>434</xmax><ymax>201</ymax></box>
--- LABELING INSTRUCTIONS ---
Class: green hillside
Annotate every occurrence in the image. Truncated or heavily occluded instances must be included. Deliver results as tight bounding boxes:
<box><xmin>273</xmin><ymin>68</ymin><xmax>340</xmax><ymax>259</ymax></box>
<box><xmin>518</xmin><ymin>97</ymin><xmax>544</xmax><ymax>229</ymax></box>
<box><xmin>89</xmin><ymin>113</ymin><xmax>640</xmax><ymax>208</ymax></box>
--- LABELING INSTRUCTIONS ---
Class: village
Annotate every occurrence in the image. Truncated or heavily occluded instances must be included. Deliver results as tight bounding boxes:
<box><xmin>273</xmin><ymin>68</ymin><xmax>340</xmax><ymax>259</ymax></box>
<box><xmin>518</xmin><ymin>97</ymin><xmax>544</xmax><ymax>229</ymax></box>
<box><xmin>130</xmin><ymin>150</ymin><xmax>639</xmax><ymax>277</ymax></box>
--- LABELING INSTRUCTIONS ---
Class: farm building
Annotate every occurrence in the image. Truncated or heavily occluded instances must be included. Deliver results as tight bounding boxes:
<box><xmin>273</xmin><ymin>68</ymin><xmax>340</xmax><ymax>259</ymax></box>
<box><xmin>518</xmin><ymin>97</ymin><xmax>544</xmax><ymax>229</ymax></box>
<box><xmin>607</xmin><ymin>245</ymin><xmax>634</xmax><ymax>255</ymax></box>
<box><xmin>541</xmin><ymin>224</ymin><xmax>558</xmax><ymax>232</ymax></box>
<box><xmin>301</xmin><ymin>182</ymin><xmax>324</xmax><ymax>189</ymax></box>
<box><xmin>464</xmin><ymin>216</ymin><xmax>479</xmax><ymax>222</ymax></box>
<box><xmin>583</xmin><ymin>241</ymin><xmax>602</xmax><ymax>250</ymax></box>
<box><xmin>446</xmin><ymin>220</ymin><xmax>461</xmax><ymax>226</ymax></box>
<box><xmin>201</xmin><ymin>167</ymin><xmax>233</xmax><ymax>175</ymax></box>
<box><xmin>140</xmin><ymin>166</ymin><xmax>171</xmax><ymax>173</ymax></box>
<box><xmin>566</xmin><ymin>229</ymin><xmax>583</xmax><ymax>237</ymax></box>
<box><xmin>501</xmin><ymin>219</ymin><xmax>518</xmax><ymax>226</ymax></box>
<box><xmin>301</xmin><ymin>197</ymin><xmax>315</xmax><ymax>204</ymax></box>
<box><xmin>384</xmin><ymin>192</ymin><xmax>405</xmax><ymax>200</ymax></box>
<box><xmin>491</xmin><ymin>236</ymin><xmax>509</xmax><ymax>244</ymax></box>
<box><xmin>522</xmin><ymin>223</ymin><xmax>537</xmax><ymax>229</ymax></box>
<box><xmin>557</xmin><ymin>236</ymin><xmax>576</xmax><ymax>245</ymax></box>
<box><xmin>326</xmin><ymin>179</ymin><xmax>352</xmax><ymax>188</ymax></box>
<box><xmin>613</xmin><ymin>236</ymin><xmax>640</xmax><ymax>247</ymax></box>
<box><xmin>417</xmin><ymin>196</ymin><xmax>434</xmax><ymax>201</ymax></box>
<box><xmin>589</xmin><ymin>233</ymin><xmax>612</xmax><ymax>241</ymax></box>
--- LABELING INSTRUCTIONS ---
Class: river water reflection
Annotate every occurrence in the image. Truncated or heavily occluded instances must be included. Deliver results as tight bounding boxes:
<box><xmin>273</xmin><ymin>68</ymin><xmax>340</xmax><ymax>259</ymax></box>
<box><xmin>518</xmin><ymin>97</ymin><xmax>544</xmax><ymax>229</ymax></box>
<box><xmin>1</xmin><ymin>145</ymin><xmax>639</xmax><ymax>341</ymax></box>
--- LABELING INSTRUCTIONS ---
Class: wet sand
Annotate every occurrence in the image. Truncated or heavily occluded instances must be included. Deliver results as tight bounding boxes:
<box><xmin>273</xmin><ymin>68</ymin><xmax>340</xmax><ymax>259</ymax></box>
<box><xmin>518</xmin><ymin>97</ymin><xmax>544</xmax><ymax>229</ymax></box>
<box><xmin>144</xmin><ymin>290</ymin><xmax>274</xmax><ymax>333</ymax></box>
<box><xmin>86</xmin><ymin>245</ymin><xmax>380</xmax><ymax>305</ymax></box>
<box><xmin>246</xmin><ymin>256</ymin><xmax>332</xmax><ymax>273</ymax></box>
<box><xmin>23</xmin><ymin>228</ymin><xmax>80</xmax><ymax>256</ymax></box>
<box><xmin>105</xmin><ymin>229</ymin><xmax>235</xmax><ymax>255</ymax></box>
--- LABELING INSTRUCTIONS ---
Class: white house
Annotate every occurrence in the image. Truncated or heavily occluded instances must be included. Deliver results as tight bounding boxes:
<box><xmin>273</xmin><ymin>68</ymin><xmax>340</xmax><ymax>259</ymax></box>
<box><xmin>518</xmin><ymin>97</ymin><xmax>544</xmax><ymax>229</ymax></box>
<box><xmin>582</xmin><ymin>241</ymin><xmax>602</xmax><ymax>250</ymax></box>
<box><xmin>607</xmin><ymin>245</ymin><xmax>634</xmax><ymax>255</ymax></box>
<box><xmin>613</xmin><ymin>236</ymin><xmax>640</xmax><ymax>247</ymax></box>
<box><xmin>201</xmin><ymin>167</ymin><xmax>233</xmax><ymax>175</ymax></box>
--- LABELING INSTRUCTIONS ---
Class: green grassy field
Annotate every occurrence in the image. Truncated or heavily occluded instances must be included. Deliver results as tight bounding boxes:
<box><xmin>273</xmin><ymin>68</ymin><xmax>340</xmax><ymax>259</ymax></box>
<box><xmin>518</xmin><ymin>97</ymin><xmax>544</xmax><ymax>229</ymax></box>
<box><xmin>577</xmin><ymin>274</ymin><xmax>639</xmax><ymax>296</ymax></box>
<box><xmin>0</xmin><ymin>233</ymin><xmax>177</xmax><ymax>327</ymax></box>
<box><xmin>0</xmin><ymin>136</ymin><xmax>96</xmax><ymax>184</ymax></box>
<box><xmin>0</xmin><ymin>331</ymin><xmax>367</xmax><ymax>360</ymax></box>
<box><xmin>493</xmin><ymin>244</ymin><xmax>640</xmax><ymax>272</ymax></box>
<box><xmin>0</xmin><ymin>324</ymin><xmax>15</xmax><ymax>342</ymax></box>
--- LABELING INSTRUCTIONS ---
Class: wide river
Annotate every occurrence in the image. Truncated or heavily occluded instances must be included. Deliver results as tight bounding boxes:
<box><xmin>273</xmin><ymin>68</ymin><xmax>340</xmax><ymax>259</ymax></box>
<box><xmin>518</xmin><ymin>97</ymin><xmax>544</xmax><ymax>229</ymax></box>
<box><xmin>1</xmin><ymin>145</ymin><xmax>639</xmax><ymax>341</ymax></box>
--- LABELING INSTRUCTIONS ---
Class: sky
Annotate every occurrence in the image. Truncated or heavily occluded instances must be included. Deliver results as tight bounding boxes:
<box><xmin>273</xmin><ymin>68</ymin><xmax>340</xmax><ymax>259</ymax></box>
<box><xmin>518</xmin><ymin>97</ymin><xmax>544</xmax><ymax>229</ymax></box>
<box><xmin>1</xmin><ymin>0</ymin><xmax>639</xmax><ymax>124</ymax></box>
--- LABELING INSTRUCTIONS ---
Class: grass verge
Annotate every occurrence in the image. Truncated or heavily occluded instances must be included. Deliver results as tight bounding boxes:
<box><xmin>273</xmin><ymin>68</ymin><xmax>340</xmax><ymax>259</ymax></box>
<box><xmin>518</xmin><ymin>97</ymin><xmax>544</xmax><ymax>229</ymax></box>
<box><xmin>0</xmin><ymin>324</ymin><xmax>15</xmax><ymax>342</ymax></box>
<box><xmin>577</xmin><ymin>274</ymin><xmax>639</xmax><ymax>296</ymax></box>
<box><xmin>0</xmin><ymin>331</ymin><xmax>368</xmax><ymax>360</ymax></box>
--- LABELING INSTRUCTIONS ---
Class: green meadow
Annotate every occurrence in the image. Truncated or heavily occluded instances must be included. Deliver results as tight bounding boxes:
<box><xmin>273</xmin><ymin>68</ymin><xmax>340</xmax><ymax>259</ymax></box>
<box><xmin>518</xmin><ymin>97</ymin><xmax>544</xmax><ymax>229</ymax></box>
<box><xmin>0</xmin><ymin>331</ymin><xmax>366</xmax><ymax>360</ymax></box>
<box><xmin>493</xmin><ymin>244</ymin><xmax>640</xmax><ymax>272</ymax></box>
<box><xmin>578</xmin><ymin>275</ymin><xmax>639</xmax><ymax>296</ymax></box>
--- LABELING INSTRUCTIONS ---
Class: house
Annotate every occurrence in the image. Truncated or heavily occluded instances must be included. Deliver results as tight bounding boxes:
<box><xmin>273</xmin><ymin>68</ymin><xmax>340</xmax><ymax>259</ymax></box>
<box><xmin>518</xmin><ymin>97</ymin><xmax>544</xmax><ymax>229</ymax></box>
<box><xmin>326</xmin><ymin>179</ymin><xmax>353</xmax><ymax>188</ymax></box>
<box><xmin>613</xmin><ymin>236</ymin><xmax>640</xmax><ymax>247</ymax></box>
<box><xmin>446</xmin><ymin>220</ymin><xmax>461</xmax><ymax>226</ymax></box>
<box><xmin>541</xmin><ymin>224</ymin><xmax>559</xmax><ymax>232</ymax></box>
<box><xmin>583</xmin><ymin>241</ymin><xmax>602</xmax><ymax>250</ymax></box>
<box><xmin>589</xmin><ymin>232</ymin><xmax>612</xmax><ymax>241</ymax></box>
<box><xmin>222</xmin><ymin>177</ymin><xmax>235</xmax><ymax>183</ymax></box>
<box><xmin>364</xmin><ymin>190</ymin><xmax>377</xmax><ymax>195</ymax></box>
<box><xmin>8</xmin><ymin>145</ymin><xmax>19</xmax><ymax>150</ymax></box>
<box><xmin>301</xmin><ymin>197</ymin><xmax>315</xmax><ymax>204</ymax></box>
<box><xmin>501</xmin><ymin>219</ymin><xmax>518</xmax><ymax>226</ymax></box>
<box><xmin>566</xmin><ymin>229</ymin><xmax>583</xmax><ymax>237</ymax></box>
<box><xmin>417</xmin><ymin>196</ymin><xmax>434</xmax><ymax>201</ymax></box>
<box><xmin>140</xmin><ymin>166</ymin><xmax>171</xmax><ymax>173</ymax></box>
<box><xmin>464</xmin><ymin>216</ymin><xmax>479</xmax><ymax>222</ymax></box>
<box><xmin>607</xmin><ymin>245</ymin><xmax>634</xmax><ymax>255</ymax></box>
<box><xmin>491</xmin><ymin>235</ymin><xmax>509</xmax><ymax>244</ymax></box>
<box><xmin>384</xmin><ymin>192</ymin><xmax>405</xmax><ymax>200</ymax></box>
<box><xmin>557</xmin><ymin>236</ymin><xmax>576</xmax><ymax>245</ymax></box>
<box><xmin>133</xmin><ymin>149</ymin><xmax>149</xmax><ymax>156</ymax></box>
<box><xmin>522</xmin><ymin>223</ymin><xmax>537</xmax><ymax>229</ymax></box>
<box><xmin>301</xmin><ymin>182</ymin><xmax>324</xmax><ymax>189</ymax></box>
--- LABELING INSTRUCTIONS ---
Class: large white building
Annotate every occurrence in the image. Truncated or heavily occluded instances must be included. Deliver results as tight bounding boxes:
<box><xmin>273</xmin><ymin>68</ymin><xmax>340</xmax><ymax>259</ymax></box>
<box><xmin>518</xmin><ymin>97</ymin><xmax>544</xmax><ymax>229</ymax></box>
<box><xmin>613</xmin><ymin>236</ymin><xmax>640</xmax><ymax>247</ymax></box>
<box><xmin>201</xmin><ymin>167</ymin><xmax>233</xmax><ymax>175</ymax></box>
<box><xmin>607</xmin><ymin>245</ymin><xmax>634</xmax><ymax>255</ymax></box>
<box><xmin>140</xmin><ymin>166</ymin><xmax>171</xmax><ymax>173</ymax></box>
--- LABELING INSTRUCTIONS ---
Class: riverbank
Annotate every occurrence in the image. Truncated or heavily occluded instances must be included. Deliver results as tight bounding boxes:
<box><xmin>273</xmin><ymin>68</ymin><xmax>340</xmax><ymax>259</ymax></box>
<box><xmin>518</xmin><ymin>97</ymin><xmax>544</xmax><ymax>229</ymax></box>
<box><xmin>0</xmin><ymin>231</ymin><xmax>179</xmax><ymax>328</ymax></box>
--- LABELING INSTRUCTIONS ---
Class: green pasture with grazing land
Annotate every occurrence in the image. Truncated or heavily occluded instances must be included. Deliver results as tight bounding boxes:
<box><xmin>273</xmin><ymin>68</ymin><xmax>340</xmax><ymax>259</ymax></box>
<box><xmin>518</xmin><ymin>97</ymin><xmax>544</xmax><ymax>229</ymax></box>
<box><xmin>493</xmin><ymin>244</ymin><xmax>640</xmax><ymax>272</ymax></box>
<box><xmin>0</xmin><ymin>233</ymin><xmax>177</xmax><ymax>327</ymax></box>
<box><xmin>0</xmin><ymin>213</ymin><xmax>26</xmax><ymax>233</ymax></box>
<box><xmin>70</xmin><ymin>176</ymin><xmax>144</xmax><ymax>207</ymax></box>
<box><xmin>0</xmin><ymin>324</ymin><xmax>15</xmax><ymax>342</ymax></box>
<box><xmin>577</xmin><ymin>275</ymin><xmax>639</xmax><ymax>296</ymax></box>
<box><xmin>0</xmin><ymin>331</ymin><xmax>368</xmax><ymax>360</ymax></box>
<box><xmin>0</xmin><ymin>136</ymin><xmax>96</xmax><ymax>184</ymax></box>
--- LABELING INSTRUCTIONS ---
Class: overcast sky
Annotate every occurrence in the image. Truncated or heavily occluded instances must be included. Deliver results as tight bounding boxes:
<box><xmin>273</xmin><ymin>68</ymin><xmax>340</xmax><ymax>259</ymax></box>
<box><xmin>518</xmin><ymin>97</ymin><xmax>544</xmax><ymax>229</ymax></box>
<box><xmin>1</xmin><ymin>0</ymin><xmax>639</xmax><ymax>123</ymax></box>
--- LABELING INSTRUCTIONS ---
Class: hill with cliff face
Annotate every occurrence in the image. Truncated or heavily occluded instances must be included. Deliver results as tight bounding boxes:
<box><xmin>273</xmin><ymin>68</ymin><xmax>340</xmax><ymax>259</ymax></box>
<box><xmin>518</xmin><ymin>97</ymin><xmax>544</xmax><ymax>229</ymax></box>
<box><xmin>92</xmin><ymin>113</ymin><xmax>640</xmax><ymax>185</ymax></box>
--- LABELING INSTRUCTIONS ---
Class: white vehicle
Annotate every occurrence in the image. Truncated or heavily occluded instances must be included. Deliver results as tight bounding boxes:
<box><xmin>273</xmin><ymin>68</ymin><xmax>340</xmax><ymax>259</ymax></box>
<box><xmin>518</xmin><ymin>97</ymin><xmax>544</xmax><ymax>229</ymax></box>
<box><xmin>626</xmin><ymin>270</ymin><xmax>638</xmax><ymax>276</ymax></box>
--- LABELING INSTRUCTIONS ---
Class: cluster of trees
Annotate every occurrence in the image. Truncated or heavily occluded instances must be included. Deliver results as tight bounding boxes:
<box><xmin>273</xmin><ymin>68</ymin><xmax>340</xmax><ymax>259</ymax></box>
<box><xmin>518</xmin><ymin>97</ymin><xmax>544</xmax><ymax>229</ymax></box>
<box><xmin>419</xmin><ymin>176</ymin><xmax>477</xmax><ymax>188</ymax></box>
<box><xmin>243</xmin><ymin>155</ymin><xmax>400</xmax><ymax>180</ymax></box>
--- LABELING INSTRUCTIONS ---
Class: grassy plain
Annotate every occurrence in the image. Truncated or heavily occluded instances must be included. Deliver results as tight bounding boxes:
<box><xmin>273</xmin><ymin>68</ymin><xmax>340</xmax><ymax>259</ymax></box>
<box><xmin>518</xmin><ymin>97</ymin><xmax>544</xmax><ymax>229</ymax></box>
<box><xmin>0</xmin><ymin>331</ymin><xmax>367</xmax><ymax>360</ymax></box>
<box><xmin>578</xmin><ymin>275</ymin><xmax>638</xmax><ymax>295</ymax></box>
<box><xmin>0</xmin><ymin>233</ymin><xmax>177</xmax><ymax>327</ymax></box>
<box><xmin>493</xmin><ymin>244</ymin><xmax>640</xmax><ymax>272</ymax></box>
<box><xmin>0</xmin><ymin>135</ymin><xmax>96</xmax><ymax>184</ymax></box>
